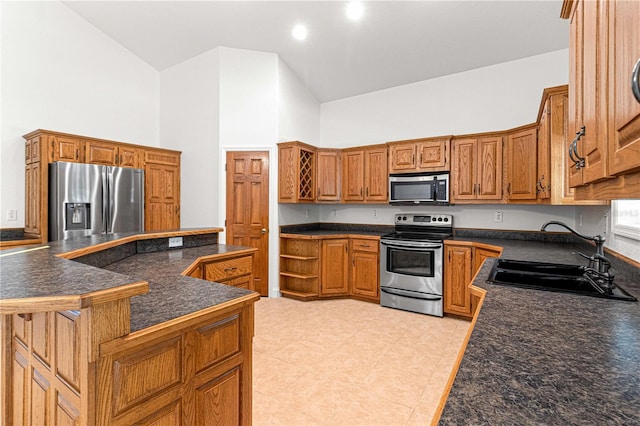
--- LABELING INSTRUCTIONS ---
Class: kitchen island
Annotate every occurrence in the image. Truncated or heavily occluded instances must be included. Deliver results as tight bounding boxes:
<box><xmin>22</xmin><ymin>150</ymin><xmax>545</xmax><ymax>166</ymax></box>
<box><xmin>0</xmin><ymin>228</ymin><xmax>259</xmax><ymax>425</ymax></box>
<box><xmin>436</xmin><ymin>237</ymin><xmax>640</xmax><ymax>425</ymax></box>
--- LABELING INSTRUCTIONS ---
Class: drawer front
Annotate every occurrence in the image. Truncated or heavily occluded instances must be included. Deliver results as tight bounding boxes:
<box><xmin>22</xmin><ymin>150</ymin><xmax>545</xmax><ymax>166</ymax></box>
<box><xmin>220</xmin><ymin>275</ymin><xmax>252</xmax><ymax>290</ymax></box>
<box><xmin>351</xmin><ymin>239</ymin><xmax>379</xmax><ymax>253</ymax></box>
<box><xmin>204</xmin><ymin>256</ymin><xmax>252</xmax><ymax>282</ymax></box>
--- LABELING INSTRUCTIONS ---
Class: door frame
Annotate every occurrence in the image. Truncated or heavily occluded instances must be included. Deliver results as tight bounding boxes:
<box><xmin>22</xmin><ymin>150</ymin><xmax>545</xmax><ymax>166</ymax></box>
<box><xmin>219</xmin><ymin>145</ymin><xmax>279</xmax><ymax>297</ymax></box>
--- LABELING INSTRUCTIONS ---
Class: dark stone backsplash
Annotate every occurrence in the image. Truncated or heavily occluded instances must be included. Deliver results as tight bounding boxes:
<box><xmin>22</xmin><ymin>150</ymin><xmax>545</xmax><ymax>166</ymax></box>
<box><xmin>0</xmin><ymin>229</ymin><xmax>26</xmax><ymax>240</ymax></box>
<box><xmin>280</xmin><ymin>222</ymin><xmax>395</xmax><ymax>234</ymax></box>
<box><xmin>453</xmin><ymin>227</ymin><xmax>584</xmax><ymax>243</ymax></box>
<box><xmin>72</xmin><ymin>232</ymin><xmax>219</xmax><ymax>268</ymax></box>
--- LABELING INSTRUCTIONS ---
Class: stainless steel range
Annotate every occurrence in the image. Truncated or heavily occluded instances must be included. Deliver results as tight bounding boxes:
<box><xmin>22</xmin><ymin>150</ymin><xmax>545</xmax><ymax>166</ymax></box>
<box><xmin>380</xmin><ymin>213</ymin><xmax>453</xmax><ymax>317</ymax></box>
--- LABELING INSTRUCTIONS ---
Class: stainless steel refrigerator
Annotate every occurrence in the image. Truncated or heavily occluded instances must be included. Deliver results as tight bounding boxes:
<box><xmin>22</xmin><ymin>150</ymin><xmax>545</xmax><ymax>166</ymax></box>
<box><xmin>49</xmin><ymin>162</ymin><xmax>144</xmax><ymax>241</ymax></box>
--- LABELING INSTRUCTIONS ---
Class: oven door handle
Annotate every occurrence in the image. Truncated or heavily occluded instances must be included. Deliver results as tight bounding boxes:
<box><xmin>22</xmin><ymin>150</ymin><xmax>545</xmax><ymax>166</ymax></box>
<box><xmin>381</xmin><ymin>287</ymin><xmax>443</xmax><ymax>301</ymax></box>
<box><xmin>381</xmin><ymin>240</ymin><xmax>442</xmax><ymax>250</ymax></box>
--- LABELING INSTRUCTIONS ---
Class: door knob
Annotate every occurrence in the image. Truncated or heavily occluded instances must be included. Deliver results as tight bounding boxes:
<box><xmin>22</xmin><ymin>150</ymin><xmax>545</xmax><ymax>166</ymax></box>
<box><xmin>261</xmin><ymin>228</ymin><xmax>267</xmax><ymax>234</ymax></box>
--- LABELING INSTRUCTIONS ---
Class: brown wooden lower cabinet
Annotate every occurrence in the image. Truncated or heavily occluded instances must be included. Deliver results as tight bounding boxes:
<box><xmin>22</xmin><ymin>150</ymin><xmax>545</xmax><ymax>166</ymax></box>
<box><xmin>5</xmin><ymin>296</ymin><xmax>257</xmax><ymax>426</ymax></box>
<box><xmin>444</xmin><ymin>241</ymin><xmax>502</xmax><ymax>319</ymax></box>
<box><xmin>280</xmin><ymin>235</ymin><xmax>380</xmax><ymax>302</ymax></box>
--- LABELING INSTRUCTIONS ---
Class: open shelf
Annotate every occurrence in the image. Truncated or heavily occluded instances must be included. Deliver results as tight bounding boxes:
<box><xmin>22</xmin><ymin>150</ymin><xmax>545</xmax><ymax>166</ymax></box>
<box><xmin>279</xmin><ymin>289</ymin><xmax>318</xmax><ymax>301</ymax></box>
<box><xmin>279</xmin><ymin>271</ymin><xmax>318</xmax><ymax>280</ymax></box>
<box><xmin>279</xmin><ymin>254</ymin><xmax>318</xmax><ymax>261</ymax></box>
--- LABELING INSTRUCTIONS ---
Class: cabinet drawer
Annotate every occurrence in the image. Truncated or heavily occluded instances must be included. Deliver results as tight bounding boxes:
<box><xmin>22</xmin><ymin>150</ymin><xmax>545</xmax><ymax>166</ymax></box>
<box><xmin>351</xmin><ymin>239</ymin><xmax>378</xmax><ymax>253</ymax></box>
<box><xmin>204</xmin><ymin>256</ymin><xmax>252</xmax><ymax>282</ymax></box>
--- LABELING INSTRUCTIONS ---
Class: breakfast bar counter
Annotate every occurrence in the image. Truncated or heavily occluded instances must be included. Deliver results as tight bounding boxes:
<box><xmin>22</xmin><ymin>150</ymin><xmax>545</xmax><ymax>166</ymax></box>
<box><xmin>437</xmin><ymin>237</ymin><xmax>640</xmax><ymax>425</ymax></box>
<box><xmin>1</xmin><ymin>228</ymin><xmax>259</xmax><ymax>425</ymax></box>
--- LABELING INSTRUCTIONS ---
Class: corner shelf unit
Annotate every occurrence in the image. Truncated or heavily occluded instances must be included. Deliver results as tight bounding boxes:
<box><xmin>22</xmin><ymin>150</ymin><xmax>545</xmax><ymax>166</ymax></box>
<box><xmin>279</xmin><ymin>236</ymin><xmax>320</xmax><ymax>300</ymax></box>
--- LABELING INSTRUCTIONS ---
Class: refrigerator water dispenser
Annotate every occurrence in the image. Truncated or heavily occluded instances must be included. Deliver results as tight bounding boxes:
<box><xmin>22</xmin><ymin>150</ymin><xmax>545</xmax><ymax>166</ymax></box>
<box><xmin>65</xmin><ymin>203</ymin><xmax>91</xmax><ymax>230</ymax></box>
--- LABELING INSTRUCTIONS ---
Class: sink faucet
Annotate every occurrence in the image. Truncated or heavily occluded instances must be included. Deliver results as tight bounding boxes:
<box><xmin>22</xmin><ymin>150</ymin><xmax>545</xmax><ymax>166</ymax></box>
<box><xmin>540</xmin><ymin>221</ymin><xmax>610</xmax><ymax>274</ymax></box>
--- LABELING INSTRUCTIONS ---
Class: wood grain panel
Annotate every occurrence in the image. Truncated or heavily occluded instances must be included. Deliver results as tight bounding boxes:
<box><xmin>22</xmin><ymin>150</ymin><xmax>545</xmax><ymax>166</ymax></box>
<box><xmin>137</xmin><ymin>400</ymin><xmax>182</xmax><ymax>426</ymax></box>
<box><xmin>317</xmin><ymin>149</ymin><xmax>341</xmax><ymax>201</ymax></box>
<box><xmin>351</xmin><ymin>250</ymin><xmax>379</xmax><ymax>300</ymax></box>
<box><xmin>451</xmin><ymin>138</ymin><xmax>476</xmax><ymax>200</ymax></box>
<box><xmin>342</xmin><ymin>150</ymin><xmax>364</xmax><ymax>201</ymax></box>
<box><xmin>31</xmin><ymin>312</ymin><xmax>50</xmax><ymax>364</ymax></box>
<box><xmin>506</xmin><ymin>127</ymin><xmax>537</xmax><ymax>200</ymax></box>
<box><xmin>364</xmin><ymin>146</ymin><xmax>388</xmax><ymax>201</ymax></box>
<box><xmin>389</xmin><ymin>144</ymin><xmax>416</xmax><ymax>171</ymax></box>
<box><xmin>320</xmin><ymin>239</ymin><xmax>349</xmax><ymax>295</ymax></box>
<box><xmin>13</xmin><ymin>349</ymin><xmax>29</xmax><ymax>425</ymax></box>
<box><xmin>194</xmin><ymin>368</ymin><xmax>240</xmax><ymax>426</ymax></box>
<box><xmin>118</xmin><ymin>146</ymin><xmax>141</xmax><ymax>168</ymax></box>
<box><xmin>418</xmin><ymin>139</ymin><xmax>448</xmax><ymax>170</ymax></box>
<box><xmin>444</xmin><ymin>244</ymin><xmax>472</xmax><ymax>317</ymax></box>
<box><xmin>204</xmin><ymin>256</ymin><xmax>252</xmax><ymax>282</ymax></box>
<box><xmin>31</xmin><ymin>368</ymin><xmax>50</xmax><ymax>425</ymax></box>
<box><xmin>193</xmin><ymin>315</ymin><xmax>240</xmax><ymax>374</ymax></box>
<box><xmin>13</xmin><ymin>313</ymin><xmax>28</xmax><ymax>348</ymax></box>
<box><xmin>477</xmin><ymin>136</ymin><xmax>503</xmax><ymax>200</ymax></box>
<box><xmin>85</xmin><ymin>141</ymin><xmax>118</xmax><ymax>166</ymax></box>
<box><xmin>111</xmin><ymin>337</ymin><xmax>183</xmax><ymax>415</ymax></box>
<box><xmin>56</xmin><ymin>311</ymin><xmax>81</xmax><ymax>392</ymax></box>
<box><xmin>56</xmin><ymin>391</ymin><xmax>80</xmax><ymax>426</ymax></box>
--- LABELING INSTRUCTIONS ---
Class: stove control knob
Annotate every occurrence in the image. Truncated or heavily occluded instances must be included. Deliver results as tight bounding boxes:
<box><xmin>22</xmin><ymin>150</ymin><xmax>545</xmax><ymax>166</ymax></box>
<box><xmin>432</xmin><ymin>217</ymin><xmax>436</xmax><ymax>221</ymax></box>
<box><xmin>444</xmin><ymin>218</ymin><xmax>449</xmax><ymax>222</ymax></box>
<box><xmin>438</xmin><ymin>217</ymin><xmax>443</xmax><ymax>221</ymax></box>
<box><xmin>403</xmin><ymin>216</ymin><xmax>407</xmax><ymax>221</ymax></box>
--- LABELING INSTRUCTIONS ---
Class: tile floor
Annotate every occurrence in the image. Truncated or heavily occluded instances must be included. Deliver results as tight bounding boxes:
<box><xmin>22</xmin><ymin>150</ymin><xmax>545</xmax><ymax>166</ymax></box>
<box><xmin>252</xmin><ymin>297</ymin><xmax>471</xmax><ymax>425</ymax></box>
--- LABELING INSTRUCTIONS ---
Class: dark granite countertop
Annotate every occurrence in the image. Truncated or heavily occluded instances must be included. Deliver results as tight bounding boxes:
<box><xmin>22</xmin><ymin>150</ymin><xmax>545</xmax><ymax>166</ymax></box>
<box><xmin>439</xmin><ymin>238</ymin><xmax>640</xmax><ymax>425</ymax></box>
<box><xmin>0</xmin><ymin>230</ymin><xmax>257</xmax><ymax>333</ymax></box>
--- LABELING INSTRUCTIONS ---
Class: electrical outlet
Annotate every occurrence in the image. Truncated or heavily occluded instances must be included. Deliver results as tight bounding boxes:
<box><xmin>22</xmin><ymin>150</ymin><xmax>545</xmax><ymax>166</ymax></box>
<box><xmin>494</xmin><ymin>211</ymin><xmax>503</xmax><ymax>223</ymax></box>
<box><xmin>333</xmin><ymin>209</ymin><xmax>338</xmax><ymax>217</ymax></box>
<box><xmin>168</xmin><ymin>237</ymin><xmax>183</xmax><ymax>248</ymax></box>
<box><xmin>305</xmin><ymin>209</ymin><xmax>309</xmax><ymax>218</ymax></box>
<box><xmin>603</xmin><ymin>213</ymin><xmax>609</xmax><ymax>235</ymax></box>
<box><xmin>578</xmin><ymin>213</ymin><xmax>583</xmax><ymax>227</ymax></box>
<box><xmin>7</xmin><ymin>209</ymin><xmax>17</xmax><ymax>221</ymax></box>
<box><xmin>373</xmin><ymin>209</ymin><xmax>377</xmax><ymax>217</ymax></box>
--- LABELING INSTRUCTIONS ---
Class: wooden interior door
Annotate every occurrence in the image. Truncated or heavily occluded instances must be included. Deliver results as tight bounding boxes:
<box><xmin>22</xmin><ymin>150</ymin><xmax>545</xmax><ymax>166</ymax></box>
<box><xmin>226</xmin><ymin>151</ymin><xmax>269</xmax><ymax>296</ymax></box>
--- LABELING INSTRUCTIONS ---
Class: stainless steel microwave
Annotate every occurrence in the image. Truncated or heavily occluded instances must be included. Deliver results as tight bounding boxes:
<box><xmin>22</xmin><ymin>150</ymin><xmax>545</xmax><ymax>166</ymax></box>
<box><xmin>388</xmin><ymin>172</ymin><xmax>449</xmax><ymax>204</ymax></box>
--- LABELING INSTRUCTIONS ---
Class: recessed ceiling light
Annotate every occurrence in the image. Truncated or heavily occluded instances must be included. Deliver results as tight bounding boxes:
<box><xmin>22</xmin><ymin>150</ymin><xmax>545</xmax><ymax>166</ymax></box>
<box><xmin>346</xmin><ymin>1</ymin><xmax>364</xmax><ymax>21</ymax></box>
<box><xmin>292</xmin><ymin>24</ymin><xmax>308</xmax><ymax>41</ymax></box>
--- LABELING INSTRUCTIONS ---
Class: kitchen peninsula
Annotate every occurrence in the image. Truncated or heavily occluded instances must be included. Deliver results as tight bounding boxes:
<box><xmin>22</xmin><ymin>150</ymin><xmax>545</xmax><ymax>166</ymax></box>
<box><xmin>0</xmin><ymin>228</ymin><xmax>259</xmax><ymax>425</ymax></box>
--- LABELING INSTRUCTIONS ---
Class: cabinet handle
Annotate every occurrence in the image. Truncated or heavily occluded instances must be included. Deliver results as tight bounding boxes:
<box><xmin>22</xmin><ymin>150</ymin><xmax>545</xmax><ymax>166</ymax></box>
<box><xmin>477</xmin><ymin>183</ymin><xmax>481</xmax><ymax>195</ymax></box>
<box><xmin>419</xmin><ymin>152</ymin><xmax>423</xmax><ymax>164</ymax></box>
<box><xmin>120</xmin><ymin>154</ymin><xmax>123</xmax><ymax>164</ymax></box>
<box><xmin>569</xmin><ymin>126</ymin><xmax>585</xmax><ymax>169</ymax></box>
<box><xmin>318</xmin><ymin>187</ymin><xmax>321</xmax><ymax>196</ymax></box>
<box><xmin>75</xmin><ymin>149</ymin><xmax>79</xmax><ymax>160</ymax></box>
<box><xmin>360</xmin><ymin>187</ymin><xmax>362</xmax><ymax>196</ymax></box>
<box><xmin>366</xmin><ymin>187</ymin><xmax>369</xmax><ymax>197</ymax></box>
<box><xmin>507</xmin><ymin>183</ymin><xmax>511</xmax><ymax>195</ymax></box>
<box><xmin>224</xmin><ymin>267</ymin><xmax>238</xmax><ymax>272</ymax></box>
<box><xmin>632</xmin><ymin>58</ymin><xmax>640</xmax><ymax>103</ymax></box>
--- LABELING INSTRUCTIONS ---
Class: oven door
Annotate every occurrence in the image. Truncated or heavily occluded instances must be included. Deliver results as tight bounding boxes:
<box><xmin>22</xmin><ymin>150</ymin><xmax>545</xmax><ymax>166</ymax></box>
<box><xmin>380</xmin><ymin>239</ymin><xmax>443</xmax><ymax>295</ymax></box>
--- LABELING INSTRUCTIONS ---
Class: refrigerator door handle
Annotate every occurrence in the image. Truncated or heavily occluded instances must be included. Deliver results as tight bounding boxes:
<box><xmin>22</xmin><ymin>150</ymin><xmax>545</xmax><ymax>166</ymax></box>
<box><xmin>101</xmin><ymin>167</ymin><xmax>109</xmax><ymax>234</ymax></box>
<box><xmin>106</xmin><ymin>167</ymin><xmax>114</xmax><ymax>234</ymax></box>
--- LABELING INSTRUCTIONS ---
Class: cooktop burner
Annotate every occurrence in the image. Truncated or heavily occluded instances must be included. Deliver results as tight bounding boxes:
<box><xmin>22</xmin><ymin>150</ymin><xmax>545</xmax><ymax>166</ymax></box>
<box><xmin>382</xmin><ymin>213</ymin><xmax>453</xmax><ymax>242</ymax></box>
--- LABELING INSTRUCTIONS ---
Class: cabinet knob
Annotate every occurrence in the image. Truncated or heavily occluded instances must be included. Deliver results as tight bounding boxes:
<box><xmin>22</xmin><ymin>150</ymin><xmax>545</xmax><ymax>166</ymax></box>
<box><xmin>632</xmin><ymin>58</ymin><xmax>640</xmax><ymax>103</ymax></box>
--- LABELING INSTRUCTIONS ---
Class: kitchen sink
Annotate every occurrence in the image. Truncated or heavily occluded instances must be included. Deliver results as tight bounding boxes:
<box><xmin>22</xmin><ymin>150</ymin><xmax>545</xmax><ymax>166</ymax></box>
<box><xmin>487</xmin><ymin>259</ymin><xmax>637</xmax><ymax>301</ymax></box>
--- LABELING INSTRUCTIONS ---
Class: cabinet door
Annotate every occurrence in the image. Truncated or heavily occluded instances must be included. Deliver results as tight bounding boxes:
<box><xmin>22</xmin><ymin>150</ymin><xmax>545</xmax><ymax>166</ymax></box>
<box><xmin>194</xmin><ymin>369</ymin><xmax>241</xmax><ymax>426</ymax></box>
<box><xmin>25</xmin><ymin>162</ymin><xmax>41</xmax><ymax>236</ymax></box>
<box><xmin>580</xmin><ymin>0</ymin><xmax>609</xmax><ymax>184</ymax></box>
<box><xmin>444</xmin><ymin>245</ymin><xmax>472</xmax><ymax>317</ymax></box>
<box><xmin>321</xmin><ymin>239</ymin><xmax>349</xmax><ymax>295</ymax></box>
<box><xmin>51</xmin><ymin>135</ymin><xmax>82</xmax><ymax>162</ymax></box>
<box><xmin>351</xmin><ymin>250</ymin><xmax>379</xmax><ymax>300</ymax></box>
<box><xmin>451</xmin><ymin>138</ymin><xmax>477</xmax><ymax>201</ymax></box>
<box><xmin>506</xmin><ymin>128</ymin><xmax>537</xmax><ymax>200</ymax></box>
<box><xmin>342</xmin><ymin>150</ymin><xmax>364</xmax><ymax>201</ymax></box>
<box><xmin>473</xmin><ymin>247</ymin><xmax>501</xmax><ymax>277</ymax></box>
<box><xmin>145</xmin><ymin>164</ymin><xmax>180</xmax><ymax>231</ymax></box>
<box><xmin>477</xmin><ymin>136</ymin><xmax>503</xmax><ymax>200</ymax></box>
<box><xmin>278</xmin><ymin>144</ymin><xmax>297</xmax><ymax>202</ymax></box>
<box><xmin>417</xmin><ymin>138</ymin><xmax>449</xmax><ymax>171</ymax></box>
<box><xmin>364</xmin><ymin>147</ymin><xmax>388</xmax><ymax>201</ymax></box>
<box><xmin>389</xmin><ymin>143</ymin><xmax>416</xmax><ymax>172</ymax></box>
<box><xmin>118</xmin><ymin>146</ymin><xmax>141</xmax><ymax>168</ymax></box>
<box><xmin>537</xmin><ymin>100</ymin><xmax>551</xmax><ymax>199</ymax></box>
<box><xmin>317</xmin><ymin>150</ymin><xmax>341</xmax><ymax>202</ymax></box>
<box><xmin>85</xmin><ymin>141</ymin><xmax>118</xmax><ymax>166</ymax></box>
<box><xmin>607</xmin><ymin>0</ymin><xmax>640</xmax><ymax>176</ymax></box>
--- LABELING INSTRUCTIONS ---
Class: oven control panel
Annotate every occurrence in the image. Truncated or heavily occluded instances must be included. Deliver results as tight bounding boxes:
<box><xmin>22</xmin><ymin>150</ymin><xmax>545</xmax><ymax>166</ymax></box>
<box><xmin>394</xmin><ymin>213</ymin><xmax>453</xmax><ymax>227</ymax></box>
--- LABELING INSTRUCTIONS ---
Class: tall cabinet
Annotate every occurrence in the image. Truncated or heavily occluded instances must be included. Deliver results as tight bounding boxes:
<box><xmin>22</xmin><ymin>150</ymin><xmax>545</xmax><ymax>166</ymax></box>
<box><xmin>22</xmin><ymin>129</ymin><xmax>181</xmax><ymax>242</ymax></box>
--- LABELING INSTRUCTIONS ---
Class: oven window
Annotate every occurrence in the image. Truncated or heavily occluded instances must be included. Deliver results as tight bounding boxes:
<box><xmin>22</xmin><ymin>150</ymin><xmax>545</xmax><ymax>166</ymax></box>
<box><xmin>387</xmin><ymin>247</ymin><xmax>435</xmax><ymax>277</ymax></box>
<box><xmin>391</xmin><ymin>181</ymin><xmax>435</xmax><ymax>201</ymax></box>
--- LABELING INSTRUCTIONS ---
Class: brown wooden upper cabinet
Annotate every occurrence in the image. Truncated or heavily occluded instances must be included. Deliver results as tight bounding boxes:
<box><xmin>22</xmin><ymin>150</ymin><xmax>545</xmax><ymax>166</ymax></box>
<box><xmin>278</xmin><ymin>141</ymin><xmax>316</xmax><ymax>203</ymax></box>
<box><xmin>22</xmin><ymin>129</ymin><xmax>181</xmax><ymax>242</ymax></box>
<box><xmin>342</xmin><ymin>145</ymin><xmax>388</xmax><ymax>203</ymax></box>
<box><xmin>561</xmin><ymin>0</ymin><xmax>640</xmax><ymax>199</ymax></box>
<box><xmin>85</xmin><ymin>140</ymin><xmax>141</xmax><ymax>168</ymax></box>
<box><xmin>388</xmin><ymin>136</ymin><xmax>451</xmax><ymax>173</ymax></box>
<box><xmin>316</xmin><ymin>149</ymin><xmax>341</xmax><ymax>202</ymax></box>
<box><xmin>144</xmin><ymin>148</ymin><xmax>181</xmax><ymax>231</ymax></box>
<box><xmin>505</xmin><ymin>126</ymin><xmax>538</xmax><ymax>201</ymax></box>
<box><xmin>451</xmin><ymin>136</ymin><xmax>503</xmax><ymax>203</ymax></box>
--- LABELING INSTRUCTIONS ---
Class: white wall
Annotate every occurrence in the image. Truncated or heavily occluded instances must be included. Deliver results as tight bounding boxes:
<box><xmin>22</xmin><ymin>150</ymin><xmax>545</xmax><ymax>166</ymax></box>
<box><xmin>0</xmin><ymin>1</ymin><xmax>159</xmax><ymax>228</ymax></box>
<box><xmin>576</xmin><ymin>205</ymin><xmax>639</xmax><ymax>262</ymax></box>
<box><xmin>320</xmin><ymin>49</ymin><xmax>568</xmax><ymax>147</ymax></box>
<box><xmin>160</xmin><ymin>49</ymin><xmax>220</xmax><ymax>228</ymax></box>
<box><xmin>313</xmin><ymin>49</ymin><xmax>582</xmax><ymax>233</ymax></box>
